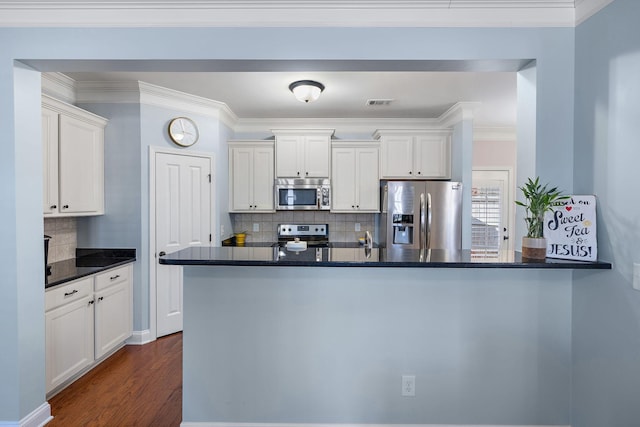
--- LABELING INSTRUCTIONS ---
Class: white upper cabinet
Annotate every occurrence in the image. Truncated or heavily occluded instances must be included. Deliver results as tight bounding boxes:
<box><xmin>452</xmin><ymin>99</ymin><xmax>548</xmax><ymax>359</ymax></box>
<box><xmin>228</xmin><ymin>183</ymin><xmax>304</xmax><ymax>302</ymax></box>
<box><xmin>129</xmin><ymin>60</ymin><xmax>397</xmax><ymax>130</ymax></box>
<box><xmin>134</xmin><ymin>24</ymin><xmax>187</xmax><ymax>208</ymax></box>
<box><xmin>42</xmin><ymin>95</ymin><xmax>108</xmax><ymax>217</ymax></box>
<box><xmin>229</xmin><ymin>141</ymin><xmax>275</xmax><ymax>212</ymax></box>
<box><xmin>331</xmin><ymin>141</ymin><xmax>380</xmax><ymax>213</ymax></box>
<box><xmin>375</xmin><ymin>130</ymin><xmax>451</xmax><ymax>179</ymax></box>
<box><xmin>273</xmin><ymin>129</ymin><xmax>333</xmax><ymax>178</ymax></box>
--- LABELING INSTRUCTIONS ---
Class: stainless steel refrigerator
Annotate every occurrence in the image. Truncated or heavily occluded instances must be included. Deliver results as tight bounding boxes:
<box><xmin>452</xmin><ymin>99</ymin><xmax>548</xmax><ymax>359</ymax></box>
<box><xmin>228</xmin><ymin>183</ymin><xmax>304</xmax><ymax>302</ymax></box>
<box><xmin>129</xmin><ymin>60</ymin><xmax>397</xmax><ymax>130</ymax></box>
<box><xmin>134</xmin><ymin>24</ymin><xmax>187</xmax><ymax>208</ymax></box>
<box><xmin>380</xmin><ymin>180</ymin><xmax>463</xmax><ymax>250</ymax></box>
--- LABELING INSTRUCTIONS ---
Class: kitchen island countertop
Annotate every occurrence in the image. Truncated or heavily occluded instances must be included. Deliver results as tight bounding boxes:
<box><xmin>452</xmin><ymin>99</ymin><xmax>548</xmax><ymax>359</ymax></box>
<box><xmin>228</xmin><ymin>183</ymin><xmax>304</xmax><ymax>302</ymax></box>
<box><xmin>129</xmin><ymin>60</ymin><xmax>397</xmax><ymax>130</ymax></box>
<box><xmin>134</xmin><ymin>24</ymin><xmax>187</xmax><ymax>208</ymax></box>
<box><xmin>160</xmin><ymin>246</ymin><xmax>611</xmax><ymax>269</ymax></box>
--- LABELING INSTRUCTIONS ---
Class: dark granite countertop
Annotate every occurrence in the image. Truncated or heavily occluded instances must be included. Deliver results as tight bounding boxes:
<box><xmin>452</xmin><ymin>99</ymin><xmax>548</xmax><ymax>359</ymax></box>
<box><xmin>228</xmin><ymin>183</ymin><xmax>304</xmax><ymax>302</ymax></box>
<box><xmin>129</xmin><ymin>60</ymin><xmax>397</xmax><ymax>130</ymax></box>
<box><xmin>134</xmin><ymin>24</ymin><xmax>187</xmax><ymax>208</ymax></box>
<box><xmin>46</xmin><ymin>248</ymin><xmax>136</xmax><ymax>289</ymax></box>
<box><xmin>159</xmin><ymin>246</ymin><xmax>611</xmax><ymax>269</ymax></box>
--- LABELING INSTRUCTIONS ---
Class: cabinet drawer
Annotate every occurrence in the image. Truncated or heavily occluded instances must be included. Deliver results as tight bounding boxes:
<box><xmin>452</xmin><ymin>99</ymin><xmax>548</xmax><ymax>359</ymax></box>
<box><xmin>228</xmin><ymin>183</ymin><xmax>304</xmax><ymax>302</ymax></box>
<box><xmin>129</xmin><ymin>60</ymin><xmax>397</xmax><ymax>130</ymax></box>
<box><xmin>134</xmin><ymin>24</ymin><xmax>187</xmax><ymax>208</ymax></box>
<box><xmin>46</xmin><ymin>277</ymin><xmax>93</xmax><ymax>312</ymax></box>
<box><xmin>94</xmin><ymin>264</ymin><xmax>130</xmax><ymax>292</ymax></box>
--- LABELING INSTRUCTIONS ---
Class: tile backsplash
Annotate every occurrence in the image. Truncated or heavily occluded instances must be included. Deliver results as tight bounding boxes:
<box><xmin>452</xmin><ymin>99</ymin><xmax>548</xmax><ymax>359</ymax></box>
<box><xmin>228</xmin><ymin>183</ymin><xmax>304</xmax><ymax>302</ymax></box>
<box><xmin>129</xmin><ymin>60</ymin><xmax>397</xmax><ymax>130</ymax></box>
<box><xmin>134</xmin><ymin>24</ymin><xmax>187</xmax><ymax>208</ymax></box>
<box><xmin>44</xmin><ymin>217</ymin><xmax>77</xmax><ymax>263</ymax></box>
<box><xmin>231</xmin><ymin>211</ymin><xmax>375</xmax><ymax>243</ymax></box>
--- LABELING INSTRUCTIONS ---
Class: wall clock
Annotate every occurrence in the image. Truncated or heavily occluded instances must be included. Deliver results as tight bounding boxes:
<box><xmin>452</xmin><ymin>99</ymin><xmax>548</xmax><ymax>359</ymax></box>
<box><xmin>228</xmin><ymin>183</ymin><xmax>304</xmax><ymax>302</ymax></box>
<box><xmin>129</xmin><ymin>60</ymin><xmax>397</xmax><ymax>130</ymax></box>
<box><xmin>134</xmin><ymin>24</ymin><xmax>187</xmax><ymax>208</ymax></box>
<box><xmin>168</xmin><ymin>117</ymin><xmax>199</xmax><ymax>147</ymax></box>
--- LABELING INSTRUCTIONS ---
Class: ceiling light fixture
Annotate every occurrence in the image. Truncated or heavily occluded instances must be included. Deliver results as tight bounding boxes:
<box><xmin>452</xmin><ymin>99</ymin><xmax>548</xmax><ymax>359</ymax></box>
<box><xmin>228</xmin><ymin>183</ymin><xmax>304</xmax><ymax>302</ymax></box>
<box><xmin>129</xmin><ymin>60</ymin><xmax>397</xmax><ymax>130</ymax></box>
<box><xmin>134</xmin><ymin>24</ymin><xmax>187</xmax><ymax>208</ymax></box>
<box><xmin>289</xmin><ymin>80</ymin><xmax>325</xmax><ymax>103</ymax></box>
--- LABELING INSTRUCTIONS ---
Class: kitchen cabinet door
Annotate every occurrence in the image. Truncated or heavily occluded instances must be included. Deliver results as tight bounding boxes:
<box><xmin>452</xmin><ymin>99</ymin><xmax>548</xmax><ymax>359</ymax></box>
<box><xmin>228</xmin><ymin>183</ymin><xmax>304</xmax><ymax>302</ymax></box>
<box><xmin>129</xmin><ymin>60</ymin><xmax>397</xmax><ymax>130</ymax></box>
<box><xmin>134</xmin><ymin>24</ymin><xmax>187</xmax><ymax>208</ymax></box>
<box><xmin>45</xmin><ymin>294</ymin><xmax>95</xmax><ymax>394</ymax></box>
<box><xmin>42</xmin><ymin>106</ymin><xmax>59</xmax><ymax>216</ymax></box>
<box><xmin>414</xmin><ymin>134</ymin><xmax>451</xmax><ymax>179</ymax></box>
<box><xmin>380</xmin><ymin>135</ymin><xmax>413</xmax><ymax>178</ymax></box>
<box><xmin>355</xmin><ymin>147</ymin><xmax>380</xmax><ymax>211</ymax></box>
<box><xmin>251</xmin><ymin>146</ymin><xmax>275</xmax><ymax>211</ymax></box>
<box><xmin>331</xmin><ymin>142</ymin><xmax>379</xmax><ymax>213</ymax></box>
<box><xmin>275</xmin><ymin>135</ymin><xmax>301</xmax><ymax>178</ymax></box>
<box><xmin>229</xmin><ymin>142</ymin><xmax>274</xmax><ymax>212</ymax></box>
<box><xmin>331</xmin><ymin>148</ymin><xmax>357</xmax><ymax>211</ymax></box>
<box><xmin>94</xmin><ymin>279</ymin><xmax>132</xmax><ymax>360</ymax></box>
<box><xmin>303</xmin><ymin>135</ymin><xmax>330</xmax><ymax>178</ymax></box>
<box><xmin>58</xmin><ymin>114</ymin><xmax>105</xmax><ymax>215</ymax></box>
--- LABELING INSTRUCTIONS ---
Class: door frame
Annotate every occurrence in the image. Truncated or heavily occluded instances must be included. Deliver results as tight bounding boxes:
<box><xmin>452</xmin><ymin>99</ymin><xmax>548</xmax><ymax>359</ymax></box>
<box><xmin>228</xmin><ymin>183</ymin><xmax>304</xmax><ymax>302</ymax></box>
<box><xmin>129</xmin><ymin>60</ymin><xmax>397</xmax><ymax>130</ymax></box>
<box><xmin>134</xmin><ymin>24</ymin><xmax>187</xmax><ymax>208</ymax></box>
<box><xmin>471</xmin><ymin>167</ymin><xmax>515</xmax><ymax>251</ymax></box>
<box><xmin>149</xmin><ymin>146</ymin><xmax>216</xmax><ymax>341</ymax></box>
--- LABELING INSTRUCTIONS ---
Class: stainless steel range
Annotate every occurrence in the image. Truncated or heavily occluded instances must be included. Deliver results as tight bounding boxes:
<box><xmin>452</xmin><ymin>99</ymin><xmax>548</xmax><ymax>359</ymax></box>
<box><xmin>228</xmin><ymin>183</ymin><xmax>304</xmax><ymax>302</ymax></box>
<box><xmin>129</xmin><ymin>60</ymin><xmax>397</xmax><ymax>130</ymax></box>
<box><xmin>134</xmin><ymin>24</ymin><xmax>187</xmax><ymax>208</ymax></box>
<box><xmin>275</xmin><ymin>223</ymin><xmax>329</xmax><ymax>247</ymax></box>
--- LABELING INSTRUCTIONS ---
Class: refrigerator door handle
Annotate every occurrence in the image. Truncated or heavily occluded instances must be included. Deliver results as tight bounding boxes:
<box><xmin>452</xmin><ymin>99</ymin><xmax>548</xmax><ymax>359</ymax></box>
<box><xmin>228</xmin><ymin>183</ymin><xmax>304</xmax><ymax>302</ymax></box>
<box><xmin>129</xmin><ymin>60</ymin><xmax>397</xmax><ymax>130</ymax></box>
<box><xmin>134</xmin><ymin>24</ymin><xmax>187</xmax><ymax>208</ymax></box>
<box><xmin>419</xmin><ymin>193</ymin><xmax>426</xmax><ymax>250</ymax></box>
<box><xmin>426</xmin><ymin>192</ymin><xmax>432</xmax><ymax>250</ymax></box>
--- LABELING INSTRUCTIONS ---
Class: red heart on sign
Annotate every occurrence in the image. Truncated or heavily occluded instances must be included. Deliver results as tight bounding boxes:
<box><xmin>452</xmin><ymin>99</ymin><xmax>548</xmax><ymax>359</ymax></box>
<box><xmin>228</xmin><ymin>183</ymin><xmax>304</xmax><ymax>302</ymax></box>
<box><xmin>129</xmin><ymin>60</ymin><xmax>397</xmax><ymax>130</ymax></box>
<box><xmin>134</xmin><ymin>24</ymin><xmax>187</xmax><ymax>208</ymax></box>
<box><xmin>566</xmin><ymin>206</ymin><xmax>572</xmax><ymax>211</ymax></box>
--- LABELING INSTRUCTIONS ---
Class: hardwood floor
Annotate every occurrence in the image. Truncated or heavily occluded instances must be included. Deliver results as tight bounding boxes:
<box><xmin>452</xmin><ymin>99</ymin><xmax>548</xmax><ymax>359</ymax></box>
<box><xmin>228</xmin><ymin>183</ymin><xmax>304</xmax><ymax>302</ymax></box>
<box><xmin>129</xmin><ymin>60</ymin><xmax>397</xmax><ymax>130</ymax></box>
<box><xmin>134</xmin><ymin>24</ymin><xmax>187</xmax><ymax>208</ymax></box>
<box><xmin>47</xmin><ymin>332</ymin><xmax>182</xmax><ymax>427</ymax></box>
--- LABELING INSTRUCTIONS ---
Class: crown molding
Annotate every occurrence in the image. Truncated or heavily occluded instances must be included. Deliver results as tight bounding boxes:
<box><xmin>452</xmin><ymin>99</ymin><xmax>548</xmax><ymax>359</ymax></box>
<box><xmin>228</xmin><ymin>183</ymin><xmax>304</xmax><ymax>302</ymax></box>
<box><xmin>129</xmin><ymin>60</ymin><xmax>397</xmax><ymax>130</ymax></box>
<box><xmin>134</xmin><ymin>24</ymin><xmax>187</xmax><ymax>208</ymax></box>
<box><xmin>74</xmin><ymin>80</ymin><xmax>238</xmax><ymax>129</ymax></box>
<box><xmin>0</xmin><ymin>0</ymin><xmax>612</xmax><ymax>28</ymax></box>
<box><xmin>438</xmin><ymin>101</ymin><xmax>481</xmax><ymax>128</ymax></box>
<box><xmin>473</xmin><ymin>126</ymin><xmax>517</xmax><ymax>142</ymax></box>
<box><xmin>42</xmin><ymin>72</ymin><xmax>77</xmax><ymax>104</ymax></box>
<box><xmin>575</xmin><ymin>0</ymin><xmax>615</xmax><ymax>25</ymax></box>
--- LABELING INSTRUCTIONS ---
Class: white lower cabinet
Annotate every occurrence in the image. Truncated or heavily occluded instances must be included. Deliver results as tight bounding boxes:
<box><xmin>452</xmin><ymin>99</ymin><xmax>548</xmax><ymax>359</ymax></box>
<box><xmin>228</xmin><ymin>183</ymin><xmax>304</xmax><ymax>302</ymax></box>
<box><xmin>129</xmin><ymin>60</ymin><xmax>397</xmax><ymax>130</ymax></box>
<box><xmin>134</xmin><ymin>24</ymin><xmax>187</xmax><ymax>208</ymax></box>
<box><xmin>45</xmin><ymin>277</ymin><xmax>94</xmax><ymax>394</ymax></box>
<box><xmin>45</xmin><ymin>263</ymin><xmax>133</xmax><ymax>395</ymax></box>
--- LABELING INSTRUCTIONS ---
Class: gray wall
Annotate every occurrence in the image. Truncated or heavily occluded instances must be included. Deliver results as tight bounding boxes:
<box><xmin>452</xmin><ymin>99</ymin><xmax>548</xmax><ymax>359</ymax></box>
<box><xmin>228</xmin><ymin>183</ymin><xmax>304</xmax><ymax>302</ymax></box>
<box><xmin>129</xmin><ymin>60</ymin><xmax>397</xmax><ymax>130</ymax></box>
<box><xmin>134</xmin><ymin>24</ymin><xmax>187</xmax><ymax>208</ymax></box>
<box><xmin>573</xmin><ymin>1</ymin><xmax>640</xmax><ymax>426</ymax></box>
<box><xmin>0</xmin><ymin>25</ymin><xmax>575</xmax><ymax>421</ymax></box>
<box><xmin>184</xmin><ymin>266</ymin><xmax>572</xmax><ymax>424</ymax></box>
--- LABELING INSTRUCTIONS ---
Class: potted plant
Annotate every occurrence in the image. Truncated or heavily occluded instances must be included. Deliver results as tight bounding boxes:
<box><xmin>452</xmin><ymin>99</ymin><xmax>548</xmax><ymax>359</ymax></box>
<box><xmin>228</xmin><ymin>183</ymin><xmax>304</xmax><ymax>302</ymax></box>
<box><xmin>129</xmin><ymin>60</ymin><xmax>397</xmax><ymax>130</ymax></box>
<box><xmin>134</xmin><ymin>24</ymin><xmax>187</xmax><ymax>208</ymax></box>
<box><xmin>515</xmin><ymin>177</ymin><xmax>568</xmax><ymax>259</ymax></box>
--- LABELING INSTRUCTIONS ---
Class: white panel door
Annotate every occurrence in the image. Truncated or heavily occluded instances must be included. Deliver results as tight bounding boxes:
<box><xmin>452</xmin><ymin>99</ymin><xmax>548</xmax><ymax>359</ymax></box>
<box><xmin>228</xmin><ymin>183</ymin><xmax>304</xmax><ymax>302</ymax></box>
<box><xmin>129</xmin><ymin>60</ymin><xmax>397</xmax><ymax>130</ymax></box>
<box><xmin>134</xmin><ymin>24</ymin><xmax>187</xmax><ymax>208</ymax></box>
<box><xmin>331</xmin><ymin>147</ymin><xmax>356</xmax><ymax>211</ymax></box>
<box><xmin>303</xmin><ymin>135</ymin><xmax>330</xmax><ymax>177</ymax></box>
<box><xmin>471</xmin><ymin>169</ymin><xmax>513</xmax><ymax>252</ymax></box>
<box><xmin>355</xmin><ymin>147</ymin><xmax>380</xmax><ymax>211</ymax></box>
<box><xmin>156</xmin><ymin>152</ymin><xmax>211</xmax><ymax>337</ymax></box>
<box><xmin>252</xmin><ymin>146</ymin><xmax>275</xmax><ymax>211</ymax></box>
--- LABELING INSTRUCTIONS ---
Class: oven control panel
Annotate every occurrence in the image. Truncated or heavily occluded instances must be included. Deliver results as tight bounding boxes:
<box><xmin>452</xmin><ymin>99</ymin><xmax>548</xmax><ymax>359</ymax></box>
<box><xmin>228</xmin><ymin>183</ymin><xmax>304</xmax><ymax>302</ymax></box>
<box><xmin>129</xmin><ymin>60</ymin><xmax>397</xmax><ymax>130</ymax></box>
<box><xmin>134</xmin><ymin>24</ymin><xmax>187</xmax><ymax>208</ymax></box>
<box><xmin>277</xmin><ymin>223</ymin><xmax>329</xmax><ymax>239</ymax></box>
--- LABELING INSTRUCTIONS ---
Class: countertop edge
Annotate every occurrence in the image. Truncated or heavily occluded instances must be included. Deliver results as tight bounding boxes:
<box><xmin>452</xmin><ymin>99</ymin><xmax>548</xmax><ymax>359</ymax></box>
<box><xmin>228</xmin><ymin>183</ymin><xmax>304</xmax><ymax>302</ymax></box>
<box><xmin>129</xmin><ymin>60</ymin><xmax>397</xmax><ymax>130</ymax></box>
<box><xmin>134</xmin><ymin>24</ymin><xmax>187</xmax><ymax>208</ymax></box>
<box><xmin>45</xmin><ymin>255</ymin><xmax>137</xmax><ymax>289</ymax></box>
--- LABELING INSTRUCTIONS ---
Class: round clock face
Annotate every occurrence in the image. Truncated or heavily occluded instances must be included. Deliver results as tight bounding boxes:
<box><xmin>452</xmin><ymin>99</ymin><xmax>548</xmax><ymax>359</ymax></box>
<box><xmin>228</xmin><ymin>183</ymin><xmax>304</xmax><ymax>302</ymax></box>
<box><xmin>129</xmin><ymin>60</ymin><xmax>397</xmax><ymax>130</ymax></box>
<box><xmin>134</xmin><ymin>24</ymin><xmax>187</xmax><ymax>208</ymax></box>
<box><xmin>168</xmin><ymin>117</ymin><xmax>199</xmax><ymax>147</ymax></box>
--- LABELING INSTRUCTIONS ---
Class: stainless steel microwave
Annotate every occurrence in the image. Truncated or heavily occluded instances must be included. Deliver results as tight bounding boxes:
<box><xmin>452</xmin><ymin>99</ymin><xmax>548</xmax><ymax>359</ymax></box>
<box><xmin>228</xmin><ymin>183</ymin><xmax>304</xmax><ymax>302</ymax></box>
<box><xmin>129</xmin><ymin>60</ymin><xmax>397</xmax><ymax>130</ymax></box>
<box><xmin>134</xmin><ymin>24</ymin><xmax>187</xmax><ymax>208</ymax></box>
<box><xmin>274</xmin><ymin>178</ymin><xmax>331</xmax><ymax>210</ymax></box>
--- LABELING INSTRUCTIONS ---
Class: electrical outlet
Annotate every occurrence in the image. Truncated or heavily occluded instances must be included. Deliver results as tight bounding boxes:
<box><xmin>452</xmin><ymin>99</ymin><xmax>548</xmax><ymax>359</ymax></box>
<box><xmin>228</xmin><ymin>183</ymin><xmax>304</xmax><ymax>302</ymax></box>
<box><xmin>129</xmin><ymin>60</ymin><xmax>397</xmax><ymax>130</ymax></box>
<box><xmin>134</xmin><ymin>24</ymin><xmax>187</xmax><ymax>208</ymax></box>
<box><xmin>355</xmin><ymin>223</ymin><xmax>361</xmax><ymax>232</ymax></box>
<box><xmin>633</xmin><ymin>263</ymin><xmax>640</xmax><ymax>291</ymax></box>
<box><xmin>253</xmin><ymin>223</ymin><xmax>260</xmax><ymax>232</ymax></box>
<box><xmin>401</xmin><ymin>375</ymin><xmax>415</xmax><ymax>397</ymax></box>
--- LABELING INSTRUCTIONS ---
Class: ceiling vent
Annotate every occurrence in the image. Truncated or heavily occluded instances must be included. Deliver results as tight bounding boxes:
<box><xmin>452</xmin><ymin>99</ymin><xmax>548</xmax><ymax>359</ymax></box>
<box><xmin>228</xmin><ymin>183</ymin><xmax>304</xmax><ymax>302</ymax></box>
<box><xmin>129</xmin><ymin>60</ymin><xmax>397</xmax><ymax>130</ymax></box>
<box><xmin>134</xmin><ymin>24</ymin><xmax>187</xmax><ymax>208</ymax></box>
<box><xmin>366</xmin><ymin>99</ymin><xmax>394</xmax><ymax>106</ymax></box>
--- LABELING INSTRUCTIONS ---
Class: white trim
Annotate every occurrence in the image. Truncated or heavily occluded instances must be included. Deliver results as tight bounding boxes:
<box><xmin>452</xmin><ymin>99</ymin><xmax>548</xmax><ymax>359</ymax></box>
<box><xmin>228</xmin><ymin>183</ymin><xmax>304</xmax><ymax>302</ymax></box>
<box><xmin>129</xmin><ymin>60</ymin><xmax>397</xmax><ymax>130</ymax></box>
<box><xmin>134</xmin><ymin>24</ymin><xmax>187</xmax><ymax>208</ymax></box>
<box><xmin>181</xmin><ymin>423</ymin><xmax>570</xmax><ymax>427</ymax></box>
<box><xmin>125</xmin><ymin>329</ymin><xmax>154</xmax><ymax>345</ymax></box>
<box><xmin>41</xmin><ymin>72</ymin><xmax>76</xmax><ymax>105</ymax></box>
<box><xmin>149</xmin><ymin>146</ymin><xmax>216</xmax><ymax>341</ymax></box>
<box><xmin>473</xmin><ymin>127</ymin><xmax>517</xmax><ymax>143</ymax></box>
<box><xmin>75</xmin><ymin>80</ymin><xmax>238</xmax><ymax>130</ymax></box>
<box><xmin>0</xmin><ymin>403</ymin><xmax>53</xmax><ymax>427</ymax></box>
<box><xmin>0</xmin><ymin>1</ymin><xmax>593</xmax><ymax>28</ymax></box>
<box><xmin>438</xmin><ymin>102</ymin><xmax>481</xmax><ymax>128</ymax></box>
<box><xmin>575</xmin><ymin>0</ymin><xmax>614</xmax><ymax>25</ymax></box>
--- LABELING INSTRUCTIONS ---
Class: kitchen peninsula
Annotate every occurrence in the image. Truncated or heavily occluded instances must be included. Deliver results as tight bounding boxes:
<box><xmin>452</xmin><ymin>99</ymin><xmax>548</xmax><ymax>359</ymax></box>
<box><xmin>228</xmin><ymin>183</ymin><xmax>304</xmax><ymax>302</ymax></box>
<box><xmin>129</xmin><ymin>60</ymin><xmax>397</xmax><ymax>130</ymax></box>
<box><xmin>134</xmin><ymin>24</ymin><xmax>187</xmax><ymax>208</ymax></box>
<box><xmin>161</xmin><ymin>248</ymin><xmax>610</xmax><ymax>425</ymax></box>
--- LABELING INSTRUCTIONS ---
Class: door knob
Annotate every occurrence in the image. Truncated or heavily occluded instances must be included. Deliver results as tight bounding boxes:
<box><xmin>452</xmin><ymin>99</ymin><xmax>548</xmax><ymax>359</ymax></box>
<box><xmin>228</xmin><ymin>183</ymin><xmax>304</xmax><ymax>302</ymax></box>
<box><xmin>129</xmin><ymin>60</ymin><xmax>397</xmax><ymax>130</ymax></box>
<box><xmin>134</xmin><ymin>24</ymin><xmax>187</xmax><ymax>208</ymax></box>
<box><xmin>159</xmin><ymin>251</ymin><xmax>166</xmax><ymax>257</ymax></box>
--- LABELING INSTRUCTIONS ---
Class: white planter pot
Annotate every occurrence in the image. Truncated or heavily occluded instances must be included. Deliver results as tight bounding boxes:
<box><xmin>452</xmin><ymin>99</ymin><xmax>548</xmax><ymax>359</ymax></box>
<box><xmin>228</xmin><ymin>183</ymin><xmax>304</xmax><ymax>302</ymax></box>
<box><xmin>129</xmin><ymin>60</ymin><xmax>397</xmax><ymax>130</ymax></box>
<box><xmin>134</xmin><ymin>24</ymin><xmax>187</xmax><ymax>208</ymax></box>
<box><xmin>522</xmin><ymin>237</ymin><xmax>547</xmax><ymax>260</ymax></box>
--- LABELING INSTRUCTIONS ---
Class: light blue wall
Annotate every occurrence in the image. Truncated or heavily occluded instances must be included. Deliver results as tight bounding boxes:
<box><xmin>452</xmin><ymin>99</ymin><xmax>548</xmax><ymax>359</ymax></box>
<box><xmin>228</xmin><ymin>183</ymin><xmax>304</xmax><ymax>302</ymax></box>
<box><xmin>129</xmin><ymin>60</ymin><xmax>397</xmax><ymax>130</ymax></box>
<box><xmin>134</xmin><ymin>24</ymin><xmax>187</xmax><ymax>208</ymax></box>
<box><xmin>573</xmin><ymin>1</ymin><xmax>640</xmax><ymax>426</ymax></box>
<box><xmin>184</xmin><ymin>266</ymin><xmax>572</xmax><ymax>424</ymax></box>
<box><xmin>0</xmin><ymin>25</ymin><xmax>575</xmax><ymax>422</ymax></box>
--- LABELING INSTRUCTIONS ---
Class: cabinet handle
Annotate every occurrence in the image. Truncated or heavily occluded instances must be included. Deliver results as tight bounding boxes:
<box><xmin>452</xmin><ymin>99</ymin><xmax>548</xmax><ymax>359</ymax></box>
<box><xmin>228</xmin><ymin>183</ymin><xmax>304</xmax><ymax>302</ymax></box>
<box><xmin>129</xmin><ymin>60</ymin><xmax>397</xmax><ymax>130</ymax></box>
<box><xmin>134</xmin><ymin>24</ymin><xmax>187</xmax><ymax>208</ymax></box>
<box><xmin>64</xmin><ymin>289</ymin><xmax>78</xmax><ymax>297</ymax></box>
<box><xmin>62</xmin><ymin>205</ymin><xmax>69</xmax><ymax>209</ymax></box>
<box><xmin>110</xmin><ymin>274</ymin><xmax>120</xmax><ymax>280</ymax></box>
<box><xmin>50</xmin><ymin>204</ymin><xmax>57</xmax><ymax>209</ymax></box>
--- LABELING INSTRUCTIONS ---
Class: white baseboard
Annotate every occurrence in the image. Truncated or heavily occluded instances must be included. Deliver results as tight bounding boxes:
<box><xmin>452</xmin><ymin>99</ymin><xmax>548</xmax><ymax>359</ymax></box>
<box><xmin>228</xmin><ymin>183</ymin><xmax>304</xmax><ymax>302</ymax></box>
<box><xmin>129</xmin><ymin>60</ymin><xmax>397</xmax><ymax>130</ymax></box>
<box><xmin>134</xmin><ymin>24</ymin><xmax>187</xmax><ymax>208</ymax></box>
<box><xmin>181</xmin><ymin>423</ymin><xmax>571</xmax><ymax>427</ymax></box>
<box><xmin>0</xmin><ymin>403</ymin><xmax>52</xmax><ymax>427</ymax></box>
<box><xmin>126</xmin><ymin>329</ymin><xmax>154</xmax><ymax>345</ymax></box>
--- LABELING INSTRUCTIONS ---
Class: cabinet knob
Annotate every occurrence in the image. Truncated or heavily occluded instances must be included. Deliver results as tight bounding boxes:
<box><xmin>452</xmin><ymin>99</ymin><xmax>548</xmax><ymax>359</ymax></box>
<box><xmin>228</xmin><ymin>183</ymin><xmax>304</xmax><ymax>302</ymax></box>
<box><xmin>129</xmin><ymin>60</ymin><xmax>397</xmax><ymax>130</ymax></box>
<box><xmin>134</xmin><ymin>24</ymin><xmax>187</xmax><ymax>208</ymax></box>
<box><xmin>417</xmin><ymin>171</ymin><xmax>421</xmax><ymax>175</ymax></box>
<box><xmin>158</xmin><ymin>251</ymin><xmax>166</xmax><ymax>257</ymax></box>
<box><xmin>88</xmin><ymin>300</ymin><xmax>95</xmax><ymax>306</ymax></box>
<box><xmin>352</xmin><ymin>205</ymin><xmax>355</xmax><ymax>208</ymax></box>
<box><xmin>50</xmin><ymin>205</ymin><xmax>57</xmax><ymax>209</ymax></box>
<box><xmin>356</xmin><ymin>205</ymin><xmax>360</xmax><ymax>209</ymax></box>
<box><xmin>409</xmin><ymin>171</ymin><xmax>412</xmax><ymax>175</ymax></box>
<box><xmin>297</xmin><ymin>171</ymin><xmax>300</xmax><ymax>176</ymax></box>
<box><xmin>305</xmin><ymin>172</ymin><xmax>308</xmax><ymax>176</ymax></box>
<box><xmin>98</xmin><ymin>296</ymin><xmax>104</xmax><ymax>302</ymax></box>
<box><xmin>63</xmin><ymin>205</ymin><xmax>69</xmax><ymax>209</ymax></box>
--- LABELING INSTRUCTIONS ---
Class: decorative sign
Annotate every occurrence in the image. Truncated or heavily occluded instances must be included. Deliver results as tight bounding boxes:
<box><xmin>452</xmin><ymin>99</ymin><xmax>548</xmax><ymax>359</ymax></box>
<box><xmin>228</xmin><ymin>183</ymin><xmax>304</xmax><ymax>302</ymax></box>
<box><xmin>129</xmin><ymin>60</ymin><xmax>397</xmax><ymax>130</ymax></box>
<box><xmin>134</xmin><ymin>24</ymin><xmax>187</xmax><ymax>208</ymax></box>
<box><xmin>544</xmin><ymin>195</ymin><xmax>597</xmax><ymax>261</ymax></box>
